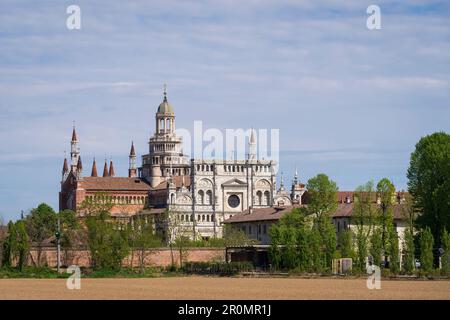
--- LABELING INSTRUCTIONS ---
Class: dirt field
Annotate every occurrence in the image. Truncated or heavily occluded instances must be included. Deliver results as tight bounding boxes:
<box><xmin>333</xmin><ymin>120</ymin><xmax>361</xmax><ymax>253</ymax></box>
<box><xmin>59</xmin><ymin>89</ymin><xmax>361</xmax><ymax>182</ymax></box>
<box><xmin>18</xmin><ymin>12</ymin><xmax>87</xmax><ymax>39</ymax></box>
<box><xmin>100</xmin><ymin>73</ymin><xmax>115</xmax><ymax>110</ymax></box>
<box><xmin>0</xmin><ymin>277</ymin><xmax>449</xmax><ymax>300</ymax></box>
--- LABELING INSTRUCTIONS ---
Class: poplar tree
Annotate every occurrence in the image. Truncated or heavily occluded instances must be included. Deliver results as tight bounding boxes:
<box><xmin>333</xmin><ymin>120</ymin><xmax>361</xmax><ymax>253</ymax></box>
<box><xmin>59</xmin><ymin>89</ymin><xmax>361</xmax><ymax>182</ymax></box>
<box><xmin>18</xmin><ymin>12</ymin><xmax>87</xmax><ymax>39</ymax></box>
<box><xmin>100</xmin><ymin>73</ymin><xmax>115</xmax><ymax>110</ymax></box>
<box><xmin>419</xmin><ymin>227</ymin><xmax>434</xmax><ymax>273</ymax></box>
<box><xmin>370</xmin><ymin>228</ymin><xmax>383</xmax><ymax>267</ymax></box>
<box><xmin>402</xmin><ymin>227</ymin><xmax>415</xmax><ymax>273</ymax></box>
<box><xmin>441</xmin><ymin>229</ymin><xmax>450</xmax><ymax>275</ymax></box>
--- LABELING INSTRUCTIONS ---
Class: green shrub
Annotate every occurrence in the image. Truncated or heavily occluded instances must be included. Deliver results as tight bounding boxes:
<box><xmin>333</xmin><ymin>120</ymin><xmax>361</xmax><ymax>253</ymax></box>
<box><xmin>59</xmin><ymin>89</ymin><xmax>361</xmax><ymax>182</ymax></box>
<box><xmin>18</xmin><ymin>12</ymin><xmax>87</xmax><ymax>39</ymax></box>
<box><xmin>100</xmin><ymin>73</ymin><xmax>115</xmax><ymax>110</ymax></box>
<box><xmin>183</xmin><ymin>261</ymin><xmax>253</xmax><ymax>275</ymax></box>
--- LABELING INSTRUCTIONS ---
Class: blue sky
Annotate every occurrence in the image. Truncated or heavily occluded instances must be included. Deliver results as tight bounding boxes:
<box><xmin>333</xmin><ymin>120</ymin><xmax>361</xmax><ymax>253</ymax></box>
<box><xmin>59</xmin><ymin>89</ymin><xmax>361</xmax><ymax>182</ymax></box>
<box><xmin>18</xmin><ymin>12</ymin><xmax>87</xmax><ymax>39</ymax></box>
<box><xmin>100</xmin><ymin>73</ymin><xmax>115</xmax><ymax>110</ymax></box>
<box><xmin>0</xmin><ymin>0</ymin><xmax>449</xmax><ymax>222</ymax></box>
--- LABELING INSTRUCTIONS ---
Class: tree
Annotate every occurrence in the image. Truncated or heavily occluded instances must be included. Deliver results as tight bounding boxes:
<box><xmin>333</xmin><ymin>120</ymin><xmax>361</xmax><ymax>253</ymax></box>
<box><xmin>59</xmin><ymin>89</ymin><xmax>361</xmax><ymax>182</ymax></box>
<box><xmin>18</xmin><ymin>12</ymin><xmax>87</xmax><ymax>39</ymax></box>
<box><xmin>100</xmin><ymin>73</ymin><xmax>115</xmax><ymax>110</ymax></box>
<box><xmin>370</xmin><ymin>228</ymin><xmax>383</xmax><ymax>267</ymax></box>
<box><xmin>1</xmin><ymin>220</ymin><xmax>29</xmax><ymax>270</ymax></box>
<box><xmin>222</xmin><ymin>224</ymin><xmax>258</xmax><ymax>247</ymax></box>
<box><xmin>317</xmin><ymin>216</ymin><xmax>337</xmax><ymax>271</ymax></box>
<box><xmin>441</xmin><ymin>229</ymin><xmax>450</xmax><ymax>275</ymax></box>
<box><xmin>376</xmin><ymin>178</ymin><xmax>396</xmax><ymax>266</ymax></box>
<box><xmin>305</xmin><ymin>174</ymin><xmax>338</xmax><ymax>219</ymax></box>
<box><xmin>15</xmin><ymin>221</ymin><xmax>29</xmax><ymax>271</ymax></box>
<box><xmin>387</xmin><ymin>227</ymin><xmax>400</xmax><ymax>274</ymax></box>
<box><xmin>82</xmin><ymin>194</ymin><xmax>130</xmax><ymax>270</ymax></box>
<box><xmin>58</xmin><ymin>209</ymin><xmax>81</xmax><ymax>264</ymax></box>
<box><xmin>419</xmin><ymin>227</ymin><xmax>434</xmax><ymax>273</ymax></box>
<box><xmin>268</xmin><ymin>224</ymin><xmax>283</xmax><ymax>269</ymax></box>
<box><xmin>128</xmin><ymin>214</ymin><xmax>162</xmax><ymax>273</ymax></box>
<box><xmin>407</xmin><ymin>132</ymin><xmax>450</xmax><ymax>254</ymax></box>
<box><xmin>1</xmin><ymin>221</ymin><xmax>17</xmax><ymax>267</ymax></box>
<box><xmin>0</xmin><ymin>216</ymin><xmax>6</xmax><ymax>267</ymax></box>
<box><xmin>403</xmin><ymin>227</ymin><xmax>415</xmax><ymax>273</ymax></box>
<box><xmin>309</xmin><ymin>226</ymin><xmax>323</xmax><ymax>272</ymax></box>
<box><xmin>25</xmin><ymin>203</ymin><xmax>57</xmax><ymax>266</ymax></box>
<box><xmin>338</xmin><ymin>229</ymin><xmax>355</xmax><ymax>259</ymax></box>
<box><xmin>353</xmin><ymin>181</ymin><xmax>377</xmax><ymax>272</ymax></box>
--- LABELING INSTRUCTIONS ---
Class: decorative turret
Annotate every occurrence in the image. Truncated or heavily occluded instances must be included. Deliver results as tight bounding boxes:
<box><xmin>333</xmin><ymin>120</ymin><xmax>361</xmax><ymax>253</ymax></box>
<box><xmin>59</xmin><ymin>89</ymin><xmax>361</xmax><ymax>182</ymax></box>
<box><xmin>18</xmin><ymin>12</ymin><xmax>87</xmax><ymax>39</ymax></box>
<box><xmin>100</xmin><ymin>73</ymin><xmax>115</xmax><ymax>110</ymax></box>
<box><xmin>76</xmin><ymin>156</ymin><xmax>83</xmax><ymax>179</ymax></box>
<box><xmin>91</xmin><ymin>158</ymin><xmax>98</xmax><ymax>177</ymax></box>
<box><xmin>102</xmin><ymin>159</ymin><xmax>108</xmax><ymax>177</ymax></box>
<box><xmin>156</xmin><ymin>84</ymin><xmax>175</xmax><ymax>135</ymax></box>
<box><xmin>70</xmin><ymin>125</ymin><xmax>80</xmax><ymax>172</ymax></box>
<box><xmin>128</xmin><ymin>141</ymin><xmax>137</xmax><ymax>178</ymax></box>
<box><xmin>248</xmin><ymin>128</ymin><xmax>256</xmax><ymax>161</ymax></box>
<box><xmin>290</xmin><ymin>168</ymin><xmax>306</xmax><ymax>204</ymax></box>
<box><xmin>109</xmin><ymin>159</ymin><xmax>115</xmax><ymax>177</ymax></box>
<box><xmin>61</xmin><ymin>155</ymin><xmax>69</xmax><ymax>182</ymax></box>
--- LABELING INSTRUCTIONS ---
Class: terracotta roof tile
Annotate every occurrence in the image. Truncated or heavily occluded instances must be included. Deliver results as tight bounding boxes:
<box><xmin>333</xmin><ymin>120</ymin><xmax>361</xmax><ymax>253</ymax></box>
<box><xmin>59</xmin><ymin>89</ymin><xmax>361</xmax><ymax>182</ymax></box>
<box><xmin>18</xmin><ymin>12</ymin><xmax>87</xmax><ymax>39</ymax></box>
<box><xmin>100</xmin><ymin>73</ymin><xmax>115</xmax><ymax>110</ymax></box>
<box><xmin>79</xmin><ymin>177</ymin><xmax>151</xmax><ymax>191</ymax></box>
<box><xmin>154</xmin><ymin>175</ymin><xmax>191</xmax><ymax>190</ymax></box>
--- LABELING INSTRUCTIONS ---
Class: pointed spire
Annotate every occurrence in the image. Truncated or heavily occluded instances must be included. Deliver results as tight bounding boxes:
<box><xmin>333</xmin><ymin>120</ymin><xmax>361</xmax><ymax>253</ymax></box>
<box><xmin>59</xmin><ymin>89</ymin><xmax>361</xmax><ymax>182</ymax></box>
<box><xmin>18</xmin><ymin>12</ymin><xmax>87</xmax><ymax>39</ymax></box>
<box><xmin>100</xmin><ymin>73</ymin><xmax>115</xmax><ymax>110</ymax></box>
<box><xmin>102</xmin><ymin>159</ymin><xmax>108</xmax><ymax>177</ymax></box>
<box><xmin>91</xmin><ymin>158</ymin><xmax>98</xmax><ymax>177</ymax></box>
<box><xmin>76</xmin><ymin>156</ymin><xmax>83</xmax><ymax>171</ymax></box>
<box><xmin>250</xmin><ymin>127</ymin><xmax>256</xmax><ymax>144</ymax></box>
<box><xmin>279</xmin><ymin>172</ymin><xmax>285</xmax><ymax>191</ymax></box>
<box><xmin>129</xmin><ymin>141</ymin><xmax>136</xmax><ymax>156</ymax></box>
<box><xmin>293</xmin><ymin>167</ymin><xmax>298</xmax><ymax>185</ymax></box>
<box><xmin>109</xmin><ymin>159</ymin><xmax>115</xmax><ymax>177</ymax></box>
<box><xmin>163</xmin><ymin>83</ymin><xmax>167</xmax><ymax>102</ymax></box>
<box><xmin>62</xmin><ymin>157</ymin><xmax>69</xmax><ymax>173</ymax></box>
<box><xmin>71</xmin><ymin>123</ymin><xmax>77</xmax><ymax>142</ymax></box>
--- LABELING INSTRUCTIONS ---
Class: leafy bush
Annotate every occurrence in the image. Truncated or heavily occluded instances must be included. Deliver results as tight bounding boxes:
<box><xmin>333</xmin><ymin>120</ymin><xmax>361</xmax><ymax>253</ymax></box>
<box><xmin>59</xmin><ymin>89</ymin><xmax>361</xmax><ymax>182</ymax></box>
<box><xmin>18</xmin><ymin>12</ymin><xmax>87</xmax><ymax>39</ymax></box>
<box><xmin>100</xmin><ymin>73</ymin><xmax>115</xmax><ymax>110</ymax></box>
<box><xmin>183</xmin><ymin>261</ymin><xmax>253</xmax><ymax>275</ymax></box>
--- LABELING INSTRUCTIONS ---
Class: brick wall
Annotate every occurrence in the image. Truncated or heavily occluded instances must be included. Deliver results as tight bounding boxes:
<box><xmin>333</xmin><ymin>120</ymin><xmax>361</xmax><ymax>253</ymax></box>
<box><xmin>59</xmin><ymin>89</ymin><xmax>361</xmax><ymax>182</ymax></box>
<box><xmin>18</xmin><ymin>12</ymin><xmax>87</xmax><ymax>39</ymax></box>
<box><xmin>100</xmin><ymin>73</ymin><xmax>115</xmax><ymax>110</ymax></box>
<box><xmin>28</xmin><ymin>247</ymin><xmax>225</xmax><ymax>268</ymax></box>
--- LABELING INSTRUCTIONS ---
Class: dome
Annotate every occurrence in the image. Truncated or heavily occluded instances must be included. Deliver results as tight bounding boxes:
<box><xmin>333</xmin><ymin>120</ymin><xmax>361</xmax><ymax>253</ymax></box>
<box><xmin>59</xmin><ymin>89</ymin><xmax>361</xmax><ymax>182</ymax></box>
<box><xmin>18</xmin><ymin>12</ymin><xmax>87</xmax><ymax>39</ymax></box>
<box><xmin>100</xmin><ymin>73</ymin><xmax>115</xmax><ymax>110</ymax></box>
<box><xmin>157</xmin><ymin>100</ymin><xmax>174</xmax><ymax>114</ymax></box>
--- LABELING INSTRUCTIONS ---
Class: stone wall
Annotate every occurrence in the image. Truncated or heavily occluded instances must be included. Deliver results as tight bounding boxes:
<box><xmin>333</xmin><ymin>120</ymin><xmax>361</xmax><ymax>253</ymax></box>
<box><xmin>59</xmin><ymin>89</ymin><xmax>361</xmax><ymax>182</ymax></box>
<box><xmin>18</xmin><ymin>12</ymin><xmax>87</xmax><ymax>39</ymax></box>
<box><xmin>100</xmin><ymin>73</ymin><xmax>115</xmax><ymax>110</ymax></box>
<box><xmin>28</xmin><ymin>247</ymin><xmax>225</xmax><ymax>268</ymax></box>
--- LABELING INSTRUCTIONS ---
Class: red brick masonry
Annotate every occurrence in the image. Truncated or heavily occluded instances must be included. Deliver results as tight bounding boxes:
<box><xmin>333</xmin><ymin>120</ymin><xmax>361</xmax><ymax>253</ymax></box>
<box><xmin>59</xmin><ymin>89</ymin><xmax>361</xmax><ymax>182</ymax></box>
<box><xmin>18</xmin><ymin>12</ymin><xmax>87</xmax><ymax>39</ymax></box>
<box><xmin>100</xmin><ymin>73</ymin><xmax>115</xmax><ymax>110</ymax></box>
<box><xmin>28</xmin><ymin>247</ymin><xmax>225</xmax><ymax>268</ymax></box>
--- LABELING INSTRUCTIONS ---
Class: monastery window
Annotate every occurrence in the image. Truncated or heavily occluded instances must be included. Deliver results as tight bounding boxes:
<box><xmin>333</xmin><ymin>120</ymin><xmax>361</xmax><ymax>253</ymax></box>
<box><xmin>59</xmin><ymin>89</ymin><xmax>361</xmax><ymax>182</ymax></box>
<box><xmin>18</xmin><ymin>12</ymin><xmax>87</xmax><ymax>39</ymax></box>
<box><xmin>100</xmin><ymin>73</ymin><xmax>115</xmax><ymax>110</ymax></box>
<box><xmin>206</xmin><ymin>215</ymin><xmax>210</xmax><ymax>222</ymax></box>
<box><xmin>198</xmin><ymin>215</ymin><xmax>201</xmax><ymax>221</ymax></box>
<box><xmin>170</xmin><ymin>193</ymin><xmax>175</xmax><ymax>204</ymax></box>
<box><xmin>198</xmin><ymin>190</ymin><xmax>205</xmax><ymax>204</ymax></box>
<box><xmin>181</xmin><ymin>215</ymin><xmax>184</xmax><ymax>221</ymax></box>
<box><xmin>264</xmin><ymin>191</ymin><xmax>270</xmax><ymax>206</ymax></box>
<box><xmin>256</xmin><ymin>191</ymin><xmax>262</xmax><ymax>205</ymax></box>
<box><xmin>206</xmin><ymin>190</ymin><xmax>212</xmax><ymax>205</ymax></box>
<box><xmin>202</xmin><ymin>215</ymin><xmax>205</xmax><ymax>222</ymax></box>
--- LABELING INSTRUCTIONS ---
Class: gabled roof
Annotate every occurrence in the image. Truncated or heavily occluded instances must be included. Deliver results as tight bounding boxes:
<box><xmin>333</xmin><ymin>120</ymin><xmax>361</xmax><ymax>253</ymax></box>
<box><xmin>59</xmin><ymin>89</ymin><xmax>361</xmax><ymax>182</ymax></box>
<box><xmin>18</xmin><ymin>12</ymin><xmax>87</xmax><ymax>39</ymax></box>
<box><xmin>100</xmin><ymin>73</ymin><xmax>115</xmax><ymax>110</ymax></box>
<box><xmin>224</xmin><ymin>202</ymin><xmax>408</xmax><ymax>224</ymax></box>
<box><xmin>154</xmin><ymin>176</ymin><xmax>191</xmax><ymax>190</ymax></box>
<box><xmin>221</xmin><ymin>178</ymin><xmax>247</xmax><ymax>186</ymax></box>
<box><xmin>79</xmin><ymin>177</ymin><xmax>151</xmax><ymax>191</ymax></box>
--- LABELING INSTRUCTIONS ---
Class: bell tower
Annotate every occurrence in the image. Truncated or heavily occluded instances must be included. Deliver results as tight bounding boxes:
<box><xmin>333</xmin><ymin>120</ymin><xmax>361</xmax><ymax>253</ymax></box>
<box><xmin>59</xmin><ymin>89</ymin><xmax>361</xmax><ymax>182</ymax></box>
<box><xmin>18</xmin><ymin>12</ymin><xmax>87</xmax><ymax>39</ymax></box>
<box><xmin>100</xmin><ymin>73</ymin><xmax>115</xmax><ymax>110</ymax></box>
<box><xmin>140</xmin><ymin>85</ymin><xmax>190</xmax><ymax>187</ymax></box>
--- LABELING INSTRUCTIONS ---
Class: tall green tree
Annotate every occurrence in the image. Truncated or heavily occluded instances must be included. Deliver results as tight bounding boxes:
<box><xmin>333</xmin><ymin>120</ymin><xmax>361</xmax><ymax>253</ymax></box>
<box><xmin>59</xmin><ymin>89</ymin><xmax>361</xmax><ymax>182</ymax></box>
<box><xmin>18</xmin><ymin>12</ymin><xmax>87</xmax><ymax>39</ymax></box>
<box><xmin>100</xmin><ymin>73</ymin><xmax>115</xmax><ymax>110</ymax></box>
<box><xmin>407</xmin><ymin>132</ymin><xmax>450</xmax><ymax>252</ymax></box>
<box><xmin>15</xmin><ymin>221</ymin><xmax>29</xmax><ymax>271</ymax></box>
<box><xmin>353</xmin><ymin>181</ymin><xmax>377</xmax><ymax>272</ymax></box>
<box><xmin>419</xmin><ymin>227</ymin><xmax>434</xmax><ymax>273</ymax></box>
<box><xmin>1</xmin><ymin>221</ymin><xmax>17</xmax><ymax>267</ymax></box>
<box><xmin>128</xmin><ymin>215</ymin><xmax>162</xmax><ymax>273</ymax></box>
<box><xmin>402</xmin><ymin>227</ymin><xmax>415</xmax><ymax>273</ymax></box>
<box><xmin>317</xmin><ymin>216</ymin><xmax>337</xmax><ymax>271</ymax></box>
<box><xmin>441</xmin><ymin>229</ymin><xmax>450</xmax><ymax>275</ymax></box>
<box><xmin>82</xmin><ymin>194</ymin><xmax>130</xmax><ymax>270</ymax></box>
<box><xmin>338</xmin><ymin>229</ymin><xmax>354</xmax><ymax>259</ymax></box>
<box><xmin>305</xmin><ymin>174</ymin><xmax>338</xmax><ymax>219</ymax></box>
<box><xmin>25</xmin><ymin>203</ymin><xmax>57</xmax><ymax>266</ymax></box>
<box><xmin>387</xmin><ymin>227</ymin><xmax>400</xmax><ymax>274</ymax></box>
<box><xmin>370</xmin><ymin>228</ymin><xmax>383</xmax><ymax>268</ymax></box>
<box><xmin>376</xmin><ymin>178</ymin><xmax>396</xmax><ymax>266</ymax></box>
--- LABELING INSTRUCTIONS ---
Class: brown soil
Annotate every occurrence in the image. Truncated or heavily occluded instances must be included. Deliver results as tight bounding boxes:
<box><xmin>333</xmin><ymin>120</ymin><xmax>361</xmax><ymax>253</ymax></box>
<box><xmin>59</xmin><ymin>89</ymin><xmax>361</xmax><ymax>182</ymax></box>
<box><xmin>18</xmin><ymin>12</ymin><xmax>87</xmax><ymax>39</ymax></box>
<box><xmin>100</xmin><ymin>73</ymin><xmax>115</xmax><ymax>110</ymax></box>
<box><xmin>0</xmin><ymin>277</ymin><xmax>449</xmax><ymax>300</ymax></box>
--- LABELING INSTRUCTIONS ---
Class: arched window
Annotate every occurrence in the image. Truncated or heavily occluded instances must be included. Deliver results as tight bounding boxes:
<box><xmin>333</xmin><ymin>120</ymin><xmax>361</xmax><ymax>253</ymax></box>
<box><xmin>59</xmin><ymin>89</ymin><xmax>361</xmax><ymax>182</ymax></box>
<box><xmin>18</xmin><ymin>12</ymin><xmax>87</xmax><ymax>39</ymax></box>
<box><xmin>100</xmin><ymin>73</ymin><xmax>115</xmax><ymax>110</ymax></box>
<box><xmin>170</xmin><ymin>193</ymin><xmax>175</xmax><ymax>204</ymax></box>
<box><xmin>256</xmin><ymin>191</ymin><xmax>262</xmax><ymax>205</ymax></box>
<box><xmin>206</xmin><ymin>215</ymin><xmax>210</xmax><ymax>222</ymax></box>
<box><xmin>198</xmin><ymin>190</ymin><xmax>205</xmax><ymax>204</ymax></box>
<box><xmin>202</xmin><ymin>215</ymin><xmax>205</xmax><ymax>222</ymax></box>
<box><xmin>264</xmin><ymin>191</ymin><xmax>270</xmax><ymax>206</ymax></box>
<box><xmin>206</xmin><ymin>190</ymin><xmax>212</xmax><ymax>205</ymax></box>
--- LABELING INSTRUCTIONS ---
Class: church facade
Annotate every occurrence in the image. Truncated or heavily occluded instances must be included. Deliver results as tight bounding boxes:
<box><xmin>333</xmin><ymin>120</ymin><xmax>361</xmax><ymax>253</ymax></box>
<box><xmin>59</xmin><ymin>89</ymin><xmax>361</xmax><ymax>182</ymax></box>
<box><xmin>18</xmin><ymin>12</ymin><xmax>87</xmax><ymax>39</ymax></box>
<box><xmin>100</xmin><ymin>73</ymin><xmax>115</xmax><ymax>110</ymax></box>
<box><xmin>59</xmin><ymin>89</ymin><xmax>306</xmax><ymax>240</ymax></box>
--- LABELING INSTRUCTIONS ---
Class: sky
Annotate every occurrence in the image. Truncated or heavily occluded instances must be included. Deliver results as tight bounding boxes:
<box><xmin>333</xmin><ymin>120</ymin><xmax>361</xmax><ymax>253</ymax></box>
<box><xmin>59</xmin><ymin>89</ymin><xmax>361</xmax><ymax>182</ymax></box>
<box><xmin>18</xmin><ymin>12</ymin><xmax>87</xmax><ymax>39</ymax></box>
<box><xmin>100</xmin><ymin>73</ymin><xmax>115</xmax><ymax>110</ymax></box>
<box><xmin>0</xmin><ymin>0</ymin><xmax>449</xmax><ymax>222</ymax></box>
